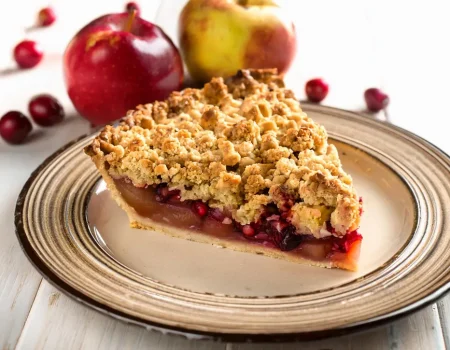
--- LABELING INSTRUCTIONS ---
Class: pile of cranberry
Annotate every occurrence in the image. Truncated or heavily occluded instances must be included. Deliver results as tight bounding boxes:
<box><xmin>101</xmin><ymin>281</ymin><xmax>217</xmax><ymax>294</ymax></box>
<box><xmin>0</xmin><ymin>95</ymin><xmax>64</xmax><ymax>144</ymax></box>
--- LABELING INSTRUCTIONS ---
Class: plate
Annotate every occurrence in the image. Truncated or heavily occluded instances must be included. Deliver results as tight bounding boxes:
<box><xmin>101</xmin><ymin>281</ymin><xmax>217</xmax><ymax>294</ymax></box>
<box><xmin>15</xmin><ymin>104</ymin><xmax>450</xmax><ymax>341</ymax></box>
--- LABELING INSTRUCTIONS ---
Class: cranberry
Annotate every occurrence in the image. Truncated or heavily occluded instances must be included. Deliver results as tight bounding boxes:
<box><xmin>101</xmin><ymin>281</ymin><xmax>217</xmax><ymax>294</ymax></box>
<box><xmin>125</xmin><ymin>2</ymin><xmax>141</xmax><ymax>16</ymax></box>
<box><xmin>364</xmin><ymin>88</ymin><xmax>389</xmax><ymax>112</ymax></box>
<box><xmin>270</xmin><ymin>220</ymin><xmax>288</xmax><ymax>232</ymax></box>
<box><xmin>209</xmin><ymin>208</ymin><xmax>226</xmax><ymax>222</ymax></box>
<box><xmin>168</xmin><ymin>194</ymin><xmax>181</xmax><ymax>202</ymax></box>
<box><xmin>266</xmin><ymin>215</ymin><xmax>280</xmax><ymax>221</ymax></box>
<box><xmin>265</xmin><ymin>219</ymin><xmax>303</xmax><ymax>251</ymax></box>
<box><xmin>0</xmin><ymin>111</ymin><xmax>32</xmax><ymax>144</ymax></box>
<box><xmin>192</xmin><ymin>201</ymin><xmax>208</xmax><ymax>217</ymax></box>
<box><xmin>254</xmin><ymin>232</ymin><xmax>269</xmax><ymax>241</ymax></box>
<box><xmin>305</xmin><ymin>78</ymin><xmax>329</xmax><ymax>103</ymax></box>
<box><xmin>279</xmin><ymin>227</ymin><xmax>303</xmax><ymax>251</ymax></box>
<box><xmin>13</xmin><ymin>40</ymin><xmax>43</xmax><ymax>69</ymax></box>
<box><xmin>28</xmin><ymin>94</ymin><xmax>64</xmax><ymax>127</ymax></box>
<box><xmin>242</xmin><ymin>225</ymin><xmax>255</xmax><ymax>237</ymax></box>
<box><xmin>331</xmin><ymin>231</ymin><xmax>363</xmax><ymax>253</ymax></box>
<box><xmin>155</xmin><ymin>184</ymin><xmax>180</xmax><ymax>202</ymax></box>
<box><xmin>38</xmin><ymin>7</ymin><xmax>56</xmax><ymax>27</ymax></box>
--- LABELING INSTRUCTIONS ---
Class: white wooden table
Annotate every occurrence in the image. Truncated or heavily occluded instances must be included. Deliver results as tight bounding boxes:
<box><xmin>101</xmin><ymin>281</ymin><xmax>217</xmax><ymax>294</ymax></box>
<box><xmin>1</xmin><ymin>1</ymin><xmax>449</xmax><ymax>349</ymax></box>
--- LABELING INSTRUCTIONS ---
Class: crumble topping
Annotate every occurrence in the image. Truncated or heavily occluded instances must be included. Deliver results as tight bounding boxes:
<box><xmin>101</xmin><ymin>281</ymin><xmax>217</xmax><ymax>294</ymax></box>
<box><xmin>86</xmin><ymin>69</ymin><xmax>361</xmax><ymax>237</ymax></box>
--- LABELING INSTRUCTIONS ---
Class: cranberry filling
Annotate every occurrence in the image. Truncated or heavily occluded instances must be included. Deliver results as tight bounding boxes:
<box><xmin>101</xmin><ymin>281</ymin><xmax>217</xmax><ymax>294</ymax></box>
<box><xmin>236</xmin><ymin>210</ymin><xmax>304</xmax><ymax>252</ymax></box>
<box><xmin>113</xmin><ymin>178</ymin><xmax>362</xmax><ymax>264</ymax></box>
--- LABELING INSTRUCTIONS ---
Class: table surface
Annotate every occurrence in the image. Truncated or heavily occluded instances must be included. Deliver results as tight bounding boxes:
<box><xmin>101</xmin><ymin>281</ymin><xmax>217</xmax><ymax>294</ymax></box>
<box><xmin>1</xmin><ymin>0</ymin><xmax>449</xmax><ymax>349</ymax></box>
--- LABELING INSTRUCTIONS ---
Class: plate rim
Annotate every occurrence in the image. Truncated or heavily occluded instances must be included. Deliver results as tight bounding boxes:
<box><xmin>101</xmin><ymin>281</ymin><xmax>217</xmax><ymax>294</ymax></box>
<box><xmin>14</xmin><ymin>104</ymin><xmax>450</xmax><ymax>342</ymax></box>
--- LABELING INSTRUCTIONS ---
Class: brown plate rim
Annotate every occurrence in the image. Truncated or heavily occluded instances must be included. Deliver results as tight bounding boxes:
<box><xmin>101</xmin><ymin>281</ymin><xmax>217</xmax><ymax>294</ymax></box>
<box><xmin>14</xmin><ymin>104</ymin><xmax>450</xmax><ymax>342</ymax></box>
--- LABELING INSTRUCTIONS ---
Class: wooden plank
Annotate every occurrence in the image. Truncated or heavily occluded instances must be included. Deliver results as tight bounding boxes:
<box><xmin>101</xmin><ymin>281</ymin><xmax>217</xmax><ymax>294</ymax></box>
<box><xmin>0</xmin><ymin>1</ymin><xmax>160</xmax><ymax>349</ymax></box>
<box><xmin>437</xmin><ymin>295</ymin><xmax>450</xmax><ymax>348</ymax></box>
<box><xmin>16</xmin><ymin>281</ymin><xmax>226</xmax><ymax>350</ymax></box>
<box><xmin>0</xmin><ymin>113</ymin><xmax>89</xmax><ymax>350</ymax></box>
<box><xmin>386</xmin><ymin>305</ymin><xmax>445</xmax><ymax>350</ymax></box>
<box><xmin>0</xmin><ymin>118</ymin><xmax>90</xmax><ymax>350</ymax></box>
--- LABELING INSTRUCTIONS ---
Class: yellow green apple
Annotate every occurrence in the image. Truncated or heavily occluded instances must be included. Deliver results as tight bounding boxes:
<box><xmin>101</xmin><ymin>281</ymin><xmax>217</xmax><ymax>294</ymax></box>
<box><xmin>178</xmin><ymin>0</ymin><xmax>297</xmax><ymax>83</ymax></box>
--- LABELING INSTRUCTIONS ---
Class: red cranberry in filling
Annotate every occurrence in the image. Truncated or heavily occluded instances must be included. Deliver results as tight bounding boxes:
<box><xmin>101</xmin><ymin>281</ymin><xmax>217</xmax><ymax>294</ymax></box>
<box><xmin>169</xmin><ymin>194</ymin><xmax>181</xmax><ymax>202</ymax></box>
<box><xmin>240</xmin><ymin>204</ymin><xmax>304</xmax><ymax>251</ymax></box>
<box><xmin>192</xmin><ymin>201</ymin><xmax>208</xmax><ymax>217</ymax></box>
<box><xmin>209</xmin><ymin>208</ymin><xmax>226</xmax><ymax>222</ymax></box>
<box><xmin>266</xmin><ymin>214</ymin><xmax>280</xmax><ymax>221</ymax></box>
<box><xmin>155</xmin><ymin>184</ymin><xmax>180</xmax><ymax>202</ymax></box>
<box><xmin>267</xmin><ymin>222</ymin><xmax>302</xmax><ymax>251</ymax></box>
<box><xmin>279</xmin><ymin>226</ymin><xmax>304</xmax><ymax>251</ymax></box>
<box><xmin>250</xmin><ymin>221</ymin><xmax>261</xmax><ymax>231</ymax></box>
<box><xmin>270</xmin><ymin>220</ymin><xmax>288</xmax><ymax>232</ymax></box>
<box><xmin>254</xmin><ymin>232</ymin><xmax>269</xmax><ymax>241</ymax></box>
<box><xmin>331</xmin><ymin>231</ymin><xmax>363</xmax><ymax>253</ymax></box>
<box><xmin>242</xmin><ymin>225</ymin><xmax>255</xmax><ymax>237</ymax></box>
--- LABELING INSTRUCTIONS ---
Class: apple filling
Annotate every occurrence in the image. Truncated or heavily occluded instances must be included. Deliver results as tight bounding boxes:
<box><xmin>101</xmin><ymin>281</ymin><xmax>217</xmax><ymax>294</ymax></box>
<box><xmin>113</xmin><ymin>178</ymin><xmax>362</xmax><ymax>270</ymax></box>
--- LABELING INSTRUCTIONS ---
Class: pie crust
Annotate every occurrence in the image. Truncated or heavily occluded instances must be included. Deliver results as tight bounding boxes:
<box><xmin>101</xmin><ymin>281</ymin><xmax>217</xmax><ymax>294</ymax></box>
<box><xmin>85</xmin><ymin>69</ymin><xmax>362</xmax><ymax>270</ymax></box>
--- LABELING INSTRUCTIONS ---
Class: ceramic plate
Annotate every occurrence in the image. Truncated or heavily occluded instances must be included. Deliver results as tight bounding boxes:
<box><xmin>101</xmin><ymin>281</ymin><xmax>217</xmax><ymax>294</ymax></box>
<box><xmin>15</xmin><ymin>104</ymin><xmax>450</xmax><ymax>341</ymax></box>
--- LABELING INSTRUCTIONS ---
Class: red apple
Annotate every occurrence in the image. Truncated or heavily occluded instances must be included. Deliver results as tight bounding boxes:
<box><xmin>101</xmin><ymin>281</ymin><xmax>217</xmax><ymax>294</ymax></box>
<box><xmin>178</xmin><ymin>0</ymin><xmax>297</xmax><ymax>83</ymax></box>
<box><xmin>63</xmin><ymin>12</ymin><xmax>183</xmax><ymax>126</ymax></box>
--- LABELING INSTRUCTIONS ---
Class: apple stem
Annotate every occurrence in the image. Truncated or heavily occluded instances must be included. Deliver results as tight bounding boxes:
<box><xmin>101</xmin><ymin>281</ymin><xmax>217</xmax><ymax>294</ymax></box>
<box><xmin>124</xmin><ymin>9</ymin><xmax>137</xmax><ymax>33</ymax></box>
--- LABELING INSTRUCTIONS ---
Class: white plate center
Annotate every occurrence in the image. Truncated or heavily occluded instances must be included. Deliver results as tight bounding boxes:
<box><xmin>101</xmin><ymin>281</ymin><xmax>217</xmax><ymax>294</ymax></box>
<box><xmin>87</xmin><ymin>140</ymin><xmax>416</xmax><ymax>296</ymax></box>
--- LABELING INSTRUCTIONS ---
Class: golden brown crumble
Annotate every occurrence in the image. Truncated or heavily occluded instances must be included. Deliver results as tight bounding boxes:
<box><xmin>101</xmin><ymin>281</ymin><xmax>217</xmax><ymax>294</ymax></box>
<box><xmin>86</xmin><ymin>69</ymin><xmax>361</xmax><ymax>237</ymax></box>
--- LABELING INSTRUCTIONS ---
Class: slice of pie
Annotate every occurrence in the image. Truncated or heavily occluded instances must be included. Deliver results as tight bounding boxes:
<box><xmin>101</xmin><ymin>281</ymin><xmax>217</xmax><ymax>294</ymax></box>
<box><xmin>85</xmin><ymin>69</ymin><xmax>362</xmax><ymax>271</ymax></box>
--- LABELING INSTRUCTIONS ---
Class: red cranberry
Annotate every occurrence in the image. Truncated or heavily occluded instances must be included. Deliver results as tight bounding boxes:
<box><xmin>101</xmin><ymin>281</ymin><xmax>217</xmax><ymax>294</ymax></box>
<box><xmin>254</xmin><ymin>232</ymin><xmax>269</xmax><ymax>241</ymax></box>
<box><xmin>209</xmin><ymin>208</ymin><xmax>226</xmax><ymax>222</ymax></box>
<box><xmin>266</xmin><ymin>215</ymin><xmax>280</xmax><ymax>222</ymax></box>
<box><xmin>125</xmin><ymin>2</ymin><xmax>141</xmax><ymax>16</ymax></box>
<box><xmin>331</xmin><ymin>231</ymin><xmax>363</xmax><ymax>253</ymax></box>
<box><xmin>38</xmin><ymin>7</ymin><xmax>56</xmax><ymax>27</ymax></box>
<box><xmin>192</xmin><ymin>201</ymin><xmax>208</xmax><ymax>217</ymax></box>
<box><xmin>168</xmin><ymin>188</ymin><xmax>180</xmax><ymax>196</ymax></box>
<box><xmin>305</xmin><ymin>78</ymin><xmax>329</xmax><ymax>103</ymax></box>
<box><xmin>168</xmin><ymin>194</ymin><xmax>181</xmax><ymax>202</ymax></box>
<box><xmin>0</xmin><ymin>111</ymin><xmax>32</xmax><ymax>144</ymax></box>
<box><xmin>364</xmin><ymin>88</ymin><xmax>389</xmax><ymax>112</ymax></box>
<box><xmin>279</xmin><ymin>228</ymin><xmax>303</xmax><ymax>251</ymax></box>
<box><xmin>242</xmin><ymin>225</ymin><xmax>255</xmax><ymax>237</ymax></box>
<box><xmin>28</xmin><ymin>94</ymin><xmax>64</xmax><ymax>127</ymax></box>
<box><xmin>155</xmin><ymin>184</ymin><xmax>180</xmax><ymax>202</ymax></box>
<box><xmin>155</xmin><ymin>184</ymin><xmax>166</xmax><ymax>202</ymax></box>
<box><xmin>13</xmin><ymin>40</ymin><xmax>43</xmax><ymax>69</ymax></box>
<box><xmin>159</xmin><ymin>186</ymin><xmax>170</xmax><ymax>198</ymax></box>
<box><xmin>270</xmin><ymin>220</ymin><xmax>288</xmax><ymax>232</ymax></box>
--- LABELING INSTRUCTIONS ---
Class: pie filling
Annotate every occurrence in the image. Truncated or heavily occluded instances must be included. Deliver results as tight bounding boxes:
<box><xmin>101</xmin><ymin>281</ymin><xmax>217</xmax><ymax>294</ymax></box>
<box><xmin>114</xmin><ymin>178</ymin><xmax>362</xmax><ymax>270</ymax></box>
<box><xmin>86</xmin><ymin>69</ymin><xmax>364</xmax><ymax>271</ymax></box>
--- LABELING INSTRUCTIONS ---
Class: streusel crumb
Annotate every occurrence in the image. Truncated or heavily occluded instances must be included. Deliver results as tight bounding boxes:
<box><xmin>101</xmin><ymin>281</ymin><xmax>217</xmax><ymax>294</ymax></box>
<box><xmin>86</xmin><ymin>69</ymin><xmax>361</xmax><ymax>237</ymax></box>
